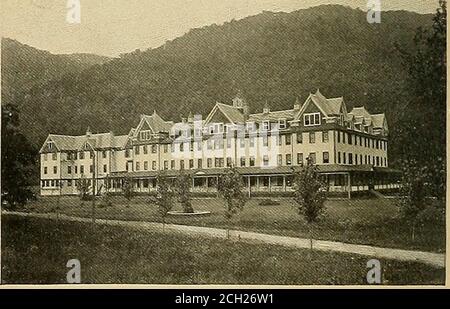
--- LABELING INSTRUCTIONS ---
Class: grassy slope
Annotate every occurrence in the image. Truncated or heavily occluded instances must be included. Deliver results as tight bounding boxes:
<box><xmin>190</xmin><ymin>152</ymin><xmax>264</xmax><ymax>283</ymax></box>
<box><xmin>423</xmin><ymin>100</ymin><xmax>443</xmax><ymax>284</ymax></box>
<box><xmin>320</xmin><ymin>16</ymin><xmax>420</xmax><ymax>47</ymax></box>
<box><xmin>1</xmin><ymin>215</ymin><xmax>444</xmax><ymax>285</ymax></box>
<box><xmin>24</xmin><ymin>196</ymin><xmax>446</xmax><ymax>252</ymax></box>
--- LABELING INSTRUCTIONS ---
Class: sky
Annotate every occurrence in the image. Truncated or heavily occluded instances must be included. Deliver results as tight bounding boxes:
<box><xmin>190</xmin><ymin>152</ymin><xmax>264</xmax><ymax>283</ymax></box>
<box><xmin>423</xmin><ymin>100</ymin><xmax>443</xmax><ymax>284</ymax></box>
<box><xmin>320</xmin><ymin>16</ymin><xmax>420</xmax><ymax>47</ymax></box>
<box><xmin>1</xmin><ymin>0</ymin><xmax>440</xmax><ymax>57</ymax></box>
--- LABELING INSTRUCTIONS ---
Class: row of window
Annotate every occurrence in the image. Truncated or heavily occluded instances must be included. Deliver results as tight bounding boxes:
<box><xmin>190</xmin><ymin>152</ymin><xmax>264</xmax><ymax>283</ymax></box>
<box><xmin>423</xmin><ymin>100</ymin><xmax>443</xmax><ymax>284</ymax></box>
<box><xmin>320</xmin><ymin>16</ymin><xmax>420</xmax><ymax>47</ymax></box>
<box><xmin>336</xmin><ymin>152</ymin><xmax>387</xmax><ymax>167</ymax></box>
<box><xmin>44</xmin><ymin>151</ymin><xmax>109</xmax><ymax>161</ymax></box>
<box><xmin>336</xmin><ymin>131</ymin><xmax>387</xmax><ymax>150</ymax></box>
<box><xmin>41</xmin><ymin>179</ymin><xmax>92</xmax><ymax>188</ymax></box>
<box><xmin>43</xmin><ymin>164</ymin><xmax>109</xmax><ymax>175</ymax></box>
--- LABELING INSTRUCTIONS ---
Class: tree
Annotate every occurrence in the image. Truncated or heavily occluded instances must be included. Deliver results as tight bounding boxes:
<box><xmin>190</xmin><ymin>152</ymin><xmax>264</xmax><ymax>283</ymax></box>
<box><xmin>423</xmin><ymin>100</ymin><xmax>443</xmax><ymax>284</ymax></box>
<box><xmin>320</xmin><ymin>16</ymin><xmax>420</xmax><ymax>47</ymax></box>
<box><xmin>122</xmin><ymin>176</ymin><xmax>134</xmax><ymax>208</ymax></box>
<box><xmin>397</xmin><ymin>160</ymin><xmax>427</xmax><ymax>241</ymax></box>
<box><xmin>292</xmin><ymin>158</ymin><xmax>327</xmax><ymax>251</ymax></box>
<box><xmin>76</xmin><ymin>176</ymin><xmax>90</xmax><ymax>201</ymax></box>
<box><xmin>155</xmin><ymin>171</ymin><xmax>174</xmax><ymax>231</ymax></box>
<box><xmin>175</xmin><ymin>170</ymin><xmax>194</xmax><ymax>213</ymax></box>
<box><xmin>217</xmin><ymin>167</ymin><xmax>248</xmax><ymax>239</ymax></box>
<box><xmin>1</xmin><ymin>104</ymin><xmax>37</xmax><ymax>209</ymax></box>
<box><xmin>396</xmin><ymin>0</ymin><xmax>446</xmax><ymax>202</ymax></box>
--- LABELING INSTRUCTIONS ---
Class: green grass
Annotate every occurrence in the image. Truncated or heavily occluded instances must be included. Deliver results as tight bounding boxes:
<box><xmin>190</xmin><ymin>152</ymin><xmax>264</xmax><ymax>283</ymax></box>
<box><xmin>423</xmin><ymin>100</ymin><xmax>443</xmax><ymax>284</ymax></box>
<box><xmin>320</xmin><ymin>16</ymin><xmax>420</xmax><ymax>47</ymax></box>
<box><xmin>22</xmin><ymin>195</ymin><xmax>446</xmax><ymax>252</ymax></box>
<box><xmin>1</xmin><ymin>215</ymin><xmax>444</xmax><ymax>285</ymax></box>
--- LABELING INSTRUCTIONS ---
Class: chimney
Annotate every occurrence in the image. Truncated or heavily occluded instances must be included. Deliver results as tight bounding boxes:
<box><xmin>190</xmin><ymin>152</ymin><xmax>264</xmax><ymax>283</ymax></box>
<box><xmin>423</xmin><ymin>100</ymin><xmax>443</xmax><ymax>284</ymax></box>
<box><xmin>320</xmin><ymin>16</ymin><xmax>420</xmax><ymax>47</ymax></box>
<box><xmin>263</xmin><ymin>101</ymin><xmax>270</xmax><ymax>114</ymax></box>
<box><xmin>86</xmin><ymin>126</ymin><xmax>92</xmax><ymax>137</ymax></box>
<box><xmin>294</xmin><ymin>96</ymin><xmax>301</xmax><ymax>111</ymax></box>
<box><xmin>187</xmin><ymin>112</ymin><xmax>194</xmax><ymax>123</ymax></box>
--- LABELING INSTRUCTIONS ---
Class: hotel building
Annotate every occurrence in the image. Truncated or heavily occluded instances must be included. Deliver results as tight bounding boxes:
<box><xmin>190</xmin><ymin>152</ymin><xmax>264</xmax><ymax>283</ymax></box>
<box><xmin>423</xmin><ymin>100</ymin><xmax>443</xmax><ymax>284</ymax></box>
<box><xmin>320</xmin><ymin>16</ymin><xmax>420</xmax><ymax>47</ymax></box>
<box><xmin>39</xmin><ymin>90</ymin><xmax>399</xmax><ymax>198</ymax></box>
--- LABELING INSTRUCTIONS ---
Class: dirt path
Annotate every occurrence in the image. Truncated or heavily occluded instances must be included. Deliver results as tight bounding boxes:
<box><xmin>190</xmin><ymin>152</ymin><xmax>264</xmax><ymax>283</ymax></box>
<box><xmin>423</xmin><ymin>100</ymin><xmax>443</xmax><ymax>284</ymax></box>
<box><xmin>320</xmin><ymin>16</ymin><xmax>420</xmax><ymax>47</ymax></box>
<box><xmin>3</xmin><ymin>211</ymin><xmax>445</xmax><ymax>268</ymax></box>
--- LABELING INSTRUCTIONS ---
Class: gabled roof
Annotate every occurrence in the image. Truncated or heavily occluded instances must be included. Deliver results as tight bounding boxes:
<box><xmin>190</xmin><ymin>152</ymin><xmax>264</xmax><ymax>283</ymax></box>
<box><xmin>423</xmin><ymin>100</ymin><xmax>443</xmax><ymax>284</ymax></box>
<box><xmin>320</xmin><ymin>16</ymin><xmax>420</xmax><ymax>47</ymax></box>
<box><xmin>205</xmin><ymin>102</ymin><xmax>245</xmax><ymax>124</ymax></box>
<box><xmin>40</xmin><ymin>132</ymin><xmax>129</xmax><ymax>153</ymax></box>
<box><xmin>349</xmin><ymin>107</ymin><xmax>372</xmax><ymax>122</ymax></box>
<box><xmin>248</xmin><ymin>109</ymin><xmax>296</xmax><ymax>122</ymax></box>
<box><xmin>140</xmin><ymin>111</ymin><xmax>173</xmax><ymax>133</ymax></box>
<box><xmin>371</xmin><ymin>113</ymin><xmax>386</xmax><ymax>129</ymax></box>
<box><xmin>295</xmin><ymin>89</ymin><xmax>346</xmax><ymax>120</ymax></box>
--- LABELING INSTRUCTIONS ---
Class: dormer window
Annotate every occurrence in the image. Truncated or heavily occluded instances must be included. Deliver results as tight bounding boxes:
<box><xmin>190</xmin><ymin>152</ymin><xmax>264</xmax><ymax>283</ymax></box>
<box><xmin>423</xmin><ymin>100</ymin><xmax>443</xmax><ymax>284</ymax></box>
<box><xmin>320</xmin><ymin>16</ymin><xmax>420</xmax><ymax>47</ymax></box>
<box><xmin>279</xmin><ymin>119</ymin><xmax>287</xmax><ymax>130</ymax></box>
<box><xmin>304</xmin><ymin>113</ymin><xmax>321</xmax><ymax>126</ymax></box>
<box><xmin>47</xmin><ymin>141</ymin><xmax>54</xmax><ymax>150</ymax></box>
<box><xmin>246</xmin><ymin>122</ymin><xmax>255</xmax><ymax>132</ymax></box>
<box><xmin>262</xmin><ymin>121</ymin><xmax>270</xmax><ymax>131</ymax></box>
<box><xmin>140</xmin><ymin>130</ymin><xmax>151</xmax><ymax>140</ymax></box>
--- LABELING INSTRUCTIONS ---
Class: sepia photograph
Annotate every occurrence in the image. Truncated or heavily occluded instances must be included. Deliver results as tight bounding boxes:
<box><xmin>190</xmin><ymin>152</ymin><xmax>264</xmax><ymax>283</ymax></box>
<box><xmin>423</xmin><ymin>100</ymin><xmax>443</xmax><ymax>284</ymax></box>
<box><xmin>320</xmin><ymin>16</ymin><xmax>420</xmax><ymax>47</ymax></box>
<box><xmin>0</xmin><ymin>0</ymin><xmax>446</xmax><ymax>288</ymax></box>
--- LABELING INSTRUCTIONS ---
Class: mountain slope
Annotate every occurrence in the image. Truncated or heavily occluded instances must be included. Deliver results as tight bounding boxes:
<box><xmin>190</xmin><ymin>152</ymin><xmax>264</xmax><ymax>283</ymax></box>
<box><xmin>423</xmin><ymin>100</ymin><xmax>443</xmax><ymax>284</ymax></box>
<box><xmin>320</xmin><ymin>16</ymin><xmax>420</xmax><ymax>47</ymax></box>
<box><xmin>1</xmin><ymin>38</ymin><xmax>111</xmax><ymax>105</ymax></box>
<box><xmin>6</xmin><ymin>5</ymin><xmax>433</xmax><ymax>150</ymax></box>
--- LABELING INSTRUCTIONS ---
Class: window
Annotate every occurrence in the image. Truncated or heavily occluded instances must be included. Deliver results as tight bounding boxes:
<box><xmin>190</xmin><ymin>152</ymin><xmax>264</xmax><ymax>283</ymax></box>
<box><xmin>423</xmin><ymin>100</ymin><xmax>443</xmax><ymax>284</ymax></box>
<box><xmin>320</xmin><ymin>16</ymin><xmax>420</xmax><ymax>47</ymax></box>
<box><xmin>152</xmin><ymin>161</ymin><xmax>156</xmax><ymax>170</ymax></box>
<box><xmin>207</xmin><ymin>140</ymin><xmax>213</xmax><ymax>150</ymax></box>
<box><xmin>68</xmin><ymin>166</ymin><xmax>72</xmax><ymax>174</ymax></box>
<box><xmin>180</xmin><ymin>160</ymin><xmax>185</xmax><ymax>170</ymax></box>
<box><xmin>296</xmin><ymin>133</ymin><xmax>303</xmax><ymax>143</ymax></box>
<box><xmin>338</xmin><ymin>152</ymin><xmax>341</xmax><ymax>164</ymax></box>
<box><xmin>355</xmin><ymin>155</ymin><xmax>358</xmax><ymax>165</ymax></box>
<box><xmin>279</xmin><ymin>119</ymin><xmax>287</xmax><ymax>129</ymax></box>
<box><xmin>198</xmin><ymin>141</ymin><xmax>203</xmax><ymax>151</ymax></box>
<box><xmin>103</xmin><ymin>164</ymin><xmax>107</xmax><ymax>173</ymax></box>
<box><xmin>348</xmin><ymin>134</ymin><xmax>352</xmax><ymax>145</ymax></box>
<box><xmin>68</xmin><ymin>179</ymin><xmax>72</xmax><ymax>187</ymax></box>
<box><xmin>309</xmin><ymin>153</ymin><xmax>316</xmax><ymax>164</ymax></box>
<box><xmin>140</xmin><ymin>130</ymin><xmax>151</xmax><ymax>140</ymax></box>
<box><xmin>171</xmin><ymin>144</ymin><xmax>175</xmax><ymax>153</ymax></box>
<box><xmin>151</xmin><ymin>145</ymin><xmax>157</xmax><ymax>153</ymax></box>
<box><xmin>277</xmin><ymin>154</ymin><xmax>282</xmax><ymax>166</ymax></box>
<box><xmin>309</xmin><ymin>132</ymin><xmax>316</xmax><ymax>143</ymax></box>
<box><xmin>322</xmin><ymin>131</ymin><xmax>329</xmax><ymax>143</ymax></box>
<box><xmin>179</xmin><ymin>143</ymin><xmax>184</xmax><ymax>152</ymax></box>
<box><xmin>75</xmin><ymin>166</ymin><xmax>78</xmax><ymax>174</ymax></box>
<box><xmin>304</xmin><ymin>113</ymin><xmax>321</xmax><ymax>126</ymax></box>
<box><xmin>125</xmin><ymin>149</ymin><xmax>130</xmax><ymax>158</ymax></box>
<box><xmin>263</xmin><ymin>155</ymin><xmax>269</xmax><ymax>166</ymax></box>
<box><xmin>226</xmin><ymin>138</ymin><xmax>232</xmax><ymax>149</ymax></box>
<box><xmin>144</xmin><ymin>161</ymin><xmax>148</xmax><ymax>170</ymax></box>
<box><xmin>90</xmin><ymin>151</ymin><xmax>94</xmax><ymax>159</ymax></box>
<box><xmin>343</xmin><ymin>152</ymin><xmax>347</xmax><ymax>164</ymax></box>
<box><xmin>249</xmin><ymin>157</ymin><xmax>255</xmax><ymax>167</ymax></box>
<box><xmin>285</xmin><ymin>134</ymin><xmax>292</xmax><ymax>145</ymax></box>
<box><xmin>164</xmin><ymin>161</ymin><xmax>168</xmax><ymax>170</ymax></box>
<box><xmin>337</xmin><ymin>132</ymin><xmax>341</xmax><ymax>143</ymax></box>
<box><xmin>262</xmin><ymin>121</ymin><xmax>270</xmax><ymax>131</ymax></box>
<box><xmin>226</xmin><ymin>157</ymin><xmax>233</xmax><ymax>167</ymax></box>
<box><xmin>135</xmin><ymin>146</ymin><xmax>140</xmax><ymax>155</ymax></box>
<box><xmin>349</xmin><ymin>153</ymin><xmax>353</xmax><ymax>165</ymax></box>
<box><xmin>189</xmin><ymin>159</ymin><xmax>194</xmax><ymax>169</ymax></box>
<box><xmin>44</xmin><ymin>167</ymin><xmax>48</xmax><ymax>174</ymax></box>
<box><xmin>276</xmin><ymin>135</ymin><xmax>282</xmax><ymax>146</ymax></box>
<box><xmin>53</xmin><ymin>166</ymin><xmax>57</xmax><ymax>174</ymax></box>
<box><xmin>171</xmin><ymin>160</ymin><xmax>175</xmax><ymax>169</ymax></box>
<box><xmin>52</xmin><ymin>153</ymin><xmax>57</xmax><ymax>160</ymax></box>
<box><xmin>246</xmin><ymin>122</ymin><xmax>256</xmax><ymax>132</ymax></box>
<box><xmin>297</xmin><ymin>153</ymin><xmax>303</xmax><ymax>165</ymax></box>
<box><xmin>80</xmin><ymin>165</ymin><xmax>84</xmax><ymax>174</ymax></box>
<box><xmin>47</xmin><ymin>142</ymin><xmax>54</xmax><ymax>150</ymax></box>
<box><xmin>323</xmin><ymin>152</ymin><xmax>329</xmax><ymax>164</ymax></box>
<box><xmin>286</xmin><ymin>154</ymin><xmax>292</xmax><ymax>165</ymax></box>
<box><xmin>136</xmin><ymin>162</ymin><xmax>140</xmax><ymax>171</ymax></box>
<box><xmin>263</xmin><ymin>136</ymin><xmax>268</xmax><ymax>147</ymax></box>
<box><xmin>102</xmin><ymin>150</ymin><xmax>107</xmax><ymax>158</ymax></box>
<box><xmin>44</xmin><ymin>153</ymin><xmax>48</xmax><ymax>161</ymax></box>
<box><xmin>142</xmin><ymin>145</ymin><xmax>147</xmax><ymax>154</ymax></box>
<box><xmin>240</xmin><ymin>138</ymin><xmax>245</xmax><ymax>148</ymax></box>
<box><xmin>198</xmin><ymin>159</ymin><xmax>203</xmax><ymax>168</ymax></box>
<box><xmin>207</xmin><ymin>158</ymin><xmax>212</xmax><ymax>168</ymax></box>
<box><xmin>240</xmin><ymin>157</ymin><xmax>246</xmax><ymax>167</ymax></box>
<box><xmin>343</xmin><ymin>133</ymin><xmax>346</xmax><ymax>144</ymax></box>
<box><xmin>249</xmin><ymin>137</ymin><xmax>255</xmax><ymax>148</ymax></box>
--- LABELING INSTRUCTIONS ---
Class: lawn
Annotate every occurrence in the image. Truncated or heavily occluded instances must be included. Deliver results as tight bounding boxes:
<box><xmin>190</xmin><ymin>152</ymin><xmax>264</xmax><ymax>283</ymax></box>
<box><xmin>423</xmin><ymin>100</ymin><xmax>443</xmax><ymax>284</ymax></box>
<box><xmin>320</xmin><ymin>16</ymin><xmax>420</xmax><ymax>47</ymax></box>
<box><xmin>1</xmin><ymin>215</ymin><xmax>445</xmax><ymax>285</ymax></box>
<box><xmin>21</xmin><ymin>195</ymin><xmax>446</xmax><ymax>252</ymax></box>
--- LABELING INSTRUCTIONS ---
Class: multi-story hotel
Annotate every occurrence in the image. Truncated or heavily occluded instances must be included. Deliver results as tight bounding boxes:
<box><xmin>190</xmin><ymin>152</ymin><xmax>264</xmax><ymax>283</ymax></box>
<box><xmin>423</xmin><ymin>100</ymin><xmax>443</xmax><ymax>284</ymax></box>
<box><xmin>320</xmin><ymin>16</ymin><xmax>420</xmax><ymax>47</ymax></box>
<box><xmin>39</xmin><ymin>90</ymin><xmax>399</xmax><ymax>198</ymax></box>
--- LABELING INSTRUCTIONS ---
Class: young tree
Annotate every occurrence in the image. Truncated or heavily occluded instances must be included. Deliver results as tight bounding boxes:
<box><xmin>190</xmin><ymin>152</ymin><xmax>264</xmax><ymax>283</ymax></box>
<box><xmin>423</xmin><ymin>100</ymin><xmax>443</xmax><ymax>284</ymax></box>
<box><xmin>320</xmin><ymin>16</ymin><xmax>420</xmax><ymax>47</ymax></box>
<box><xmin>122</xmin><ymin>176</ymin><xmax>134</xmax><ymax>208</ymax></box>
<box><xmin>292</xmin><ymin>157</ymin><xmax>327</xmax><ymax>251</ymax></box>
<box><xmin>1</xmin><ymin>104</ymin><xmax>37</xmax><ymax>209</ymax></box>
<box><xmin>217</xmin><ymin>167</ymin><xmax>248</xmax><ymax>239</ymax></box>
<box><xmin>175</xmin><ymin>170</ymin><xmax>194</xmax><ymax>213</ymax></box>
<box><xmin>76</xmin><ymin>176</ymin><xmax>90</xmax><ymax>201</ymax></box>
<box><xmin>155</xmin><ymin>171</ymin><xmax>174</xmax><ymax>231</ymax></box>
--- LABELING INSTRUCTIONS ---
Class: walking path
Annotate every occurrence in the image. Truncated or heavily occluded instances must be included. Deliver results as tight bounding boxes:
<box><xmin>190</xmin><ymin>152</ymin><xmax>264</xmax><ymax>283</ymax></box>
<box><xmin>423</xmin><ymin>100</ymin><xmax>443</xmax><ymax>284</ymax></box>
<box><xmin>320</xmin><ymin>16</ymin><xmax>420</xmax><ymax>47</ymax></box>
<box><xmin>3</xmin><ymin>211</ymin><xmax>445</xmax><ymax>268</ymax></box>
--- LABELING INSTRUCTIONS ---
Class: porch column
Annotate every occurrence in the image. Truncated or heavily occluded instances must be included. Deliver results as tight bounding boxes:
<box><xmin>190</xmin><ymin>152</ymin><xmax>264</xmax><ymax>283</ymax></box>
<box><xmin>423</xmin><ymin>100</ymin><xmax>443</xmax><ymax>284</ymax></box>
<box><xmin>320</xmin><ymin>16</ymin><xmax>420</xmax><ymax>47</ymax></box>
<box><xmin>282</xmin><ymin>175</ymin><xmax>286</xmax><ymax>192</ymax></box>
<box><xmin>268</xmin><ymin>176</ymin><xmax>272</xmax><ymax>193</ymax></box>
<box><xmin>247</xmin><ymin>176</ymin><xmax>251</xmax><ymax>198</ymax></box>
<box><xmin>347</xmin><ymin>172</ymin><xmax>351</xmax><ymax>199</ymax></box>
